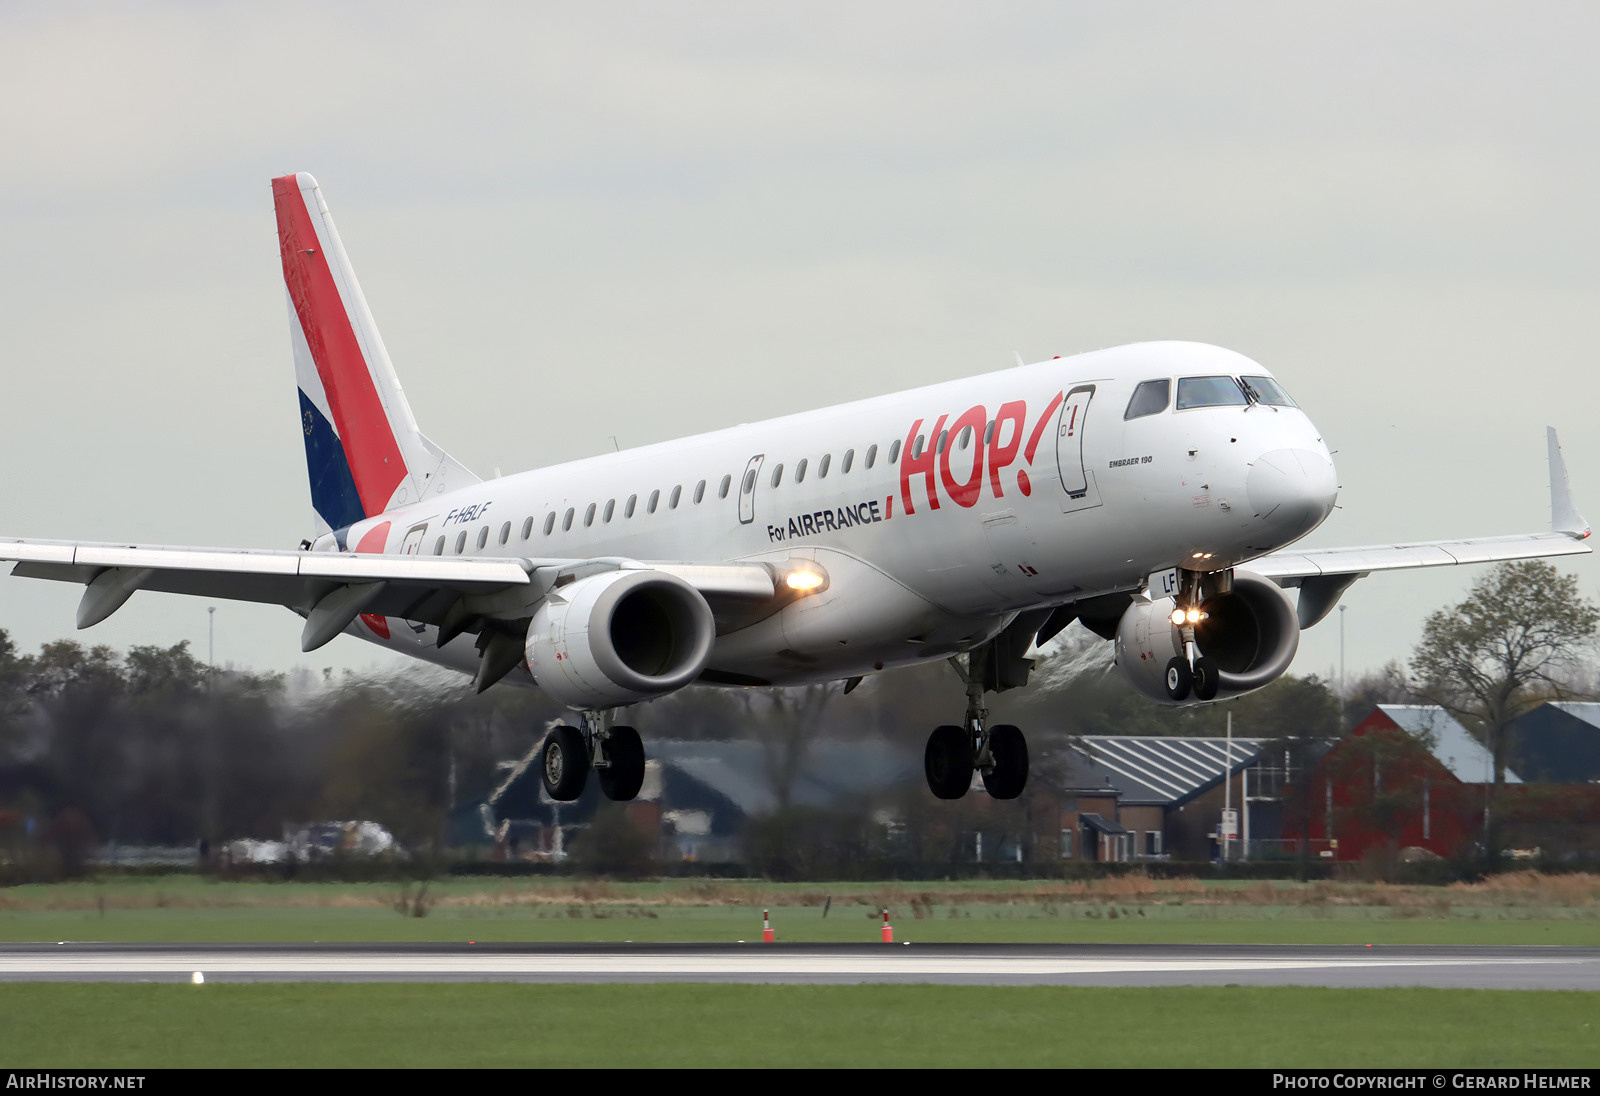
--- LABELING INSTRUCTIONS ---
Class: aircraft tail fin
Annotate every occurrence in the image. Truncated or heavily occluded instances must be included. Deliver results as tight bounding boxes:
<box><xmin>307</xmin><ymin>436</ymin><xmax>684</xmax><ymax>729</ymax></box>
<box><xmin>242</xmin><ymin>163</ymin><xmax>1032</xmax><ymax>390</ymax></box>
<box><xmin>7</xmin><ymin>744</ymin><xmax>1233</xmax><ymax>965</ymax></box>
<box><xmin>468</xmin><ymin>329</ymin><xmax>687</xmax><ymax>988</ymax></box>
<box><xmin>272</xmin><ymin>173</ymin><xmax>479</xmax><ymax>537</ymax></box>
<box><xmin>1548</xmin><ymin>426</ymin><xmax>1590</xmax><ymax>538</ymax></box>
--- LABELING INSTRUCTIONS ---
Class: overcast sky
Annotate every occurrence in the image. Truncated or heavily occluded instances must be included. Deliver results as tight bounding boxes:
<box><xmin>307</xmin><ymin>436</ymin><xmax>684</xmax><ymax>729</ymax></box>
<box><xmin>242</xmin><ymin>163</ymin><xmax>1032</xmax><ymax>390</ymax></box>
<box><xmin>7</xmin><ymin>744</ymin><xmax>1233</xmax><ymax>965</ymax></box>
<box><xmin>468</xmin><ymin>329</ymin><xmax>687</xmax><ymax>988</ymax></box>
<box><xmin>0</xmin><ymin>2</ymin><xmax>1595</xmax><ymax>693</ymax></box>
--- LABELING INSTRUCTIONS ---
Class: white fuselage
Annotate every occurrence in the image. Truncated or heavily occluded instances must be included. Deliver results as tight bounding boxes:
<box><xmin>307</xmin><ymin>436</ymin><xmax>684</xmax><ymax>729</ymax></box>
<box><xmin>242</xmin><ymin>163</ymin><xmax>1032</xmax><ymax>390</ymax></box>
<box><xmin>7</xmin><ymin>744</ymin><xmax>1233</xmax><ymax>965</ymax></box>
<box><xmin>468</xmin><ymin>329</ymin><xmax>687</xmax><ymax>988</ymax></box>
<box><xmin>323</xmin><ymin>340</ymin><xmax>1337</xmax><ymax>688</ymax></box>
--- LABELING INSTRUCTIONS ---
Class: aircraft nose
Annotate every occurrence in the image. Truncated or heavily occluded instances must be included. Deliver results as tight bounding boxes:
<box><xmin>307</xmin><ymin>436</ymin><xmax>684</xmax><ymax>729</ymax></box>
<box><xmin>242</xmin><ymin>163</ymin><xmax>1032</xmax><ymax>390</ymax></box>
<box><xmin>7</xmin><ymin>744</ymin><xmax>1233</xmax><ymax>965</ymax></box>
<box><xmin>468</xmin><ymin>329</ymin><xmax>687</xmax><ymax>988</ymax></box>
<box><xmin>1246</xmin><ymin>448</ymin><xmax>1338</xmax><ymax>540</ymax></box>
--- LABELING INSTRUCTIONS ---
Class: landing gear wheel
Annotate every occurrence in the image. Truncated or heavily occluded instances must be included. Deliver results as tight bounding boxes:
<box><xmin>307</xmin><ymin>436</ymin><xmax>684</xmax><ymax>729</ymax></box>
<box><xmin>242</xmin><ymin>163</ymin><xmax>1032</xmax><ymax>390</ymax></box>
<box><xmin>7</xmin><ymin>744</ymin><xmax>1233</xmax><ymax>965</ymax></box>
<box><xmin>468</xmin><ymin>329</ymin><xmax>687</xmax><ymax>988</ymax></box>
<box><xmin>598</xmin><ymin>725</ymin><xmax>646</xmax><ymax>802</ymax></box>
<box><xmin>1164</xmin><ymin>657</ymin><xmax>1192</xmax><ymax>702</ymax></box>
<box><xmin>1192</xmin><ymin>656</ymin><xmax>1220</xmax><ymax>701</ymax></box>
<box><xmin>925</xmin><ymin>724</ymin><xmax>973</xmax><ymax>800</ymax></box>
<box><xmin>984</xmin><ymin>724</ymin><xmax>1028</xmax><ymax>800</ymax></box>
<box><xmin>540</xmin><ymin>724</ymin><xmax>589</xmax><ymax>801</ymax></box>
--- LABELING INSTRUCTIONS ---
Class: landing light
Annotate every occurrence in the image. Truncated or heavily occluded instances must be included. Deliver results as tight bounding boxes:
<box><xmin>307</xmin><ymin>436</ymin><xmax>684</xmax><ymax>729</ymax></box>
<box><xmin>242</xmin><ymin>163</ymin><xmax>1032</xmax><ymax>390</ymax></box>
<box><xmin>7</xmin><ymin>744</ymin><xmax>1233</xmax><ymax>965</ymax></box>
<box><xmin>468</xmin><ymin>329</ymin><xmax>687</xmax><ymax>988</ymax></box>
<box><xmin>786</xmin><ymin>570</ymin><xmax>826</xmax><ymax>593</ymax></box>
<box><xmin>1171</xmin><ymin>607</ymin><xmax>1205</xmax><ymax>625</ymax></box>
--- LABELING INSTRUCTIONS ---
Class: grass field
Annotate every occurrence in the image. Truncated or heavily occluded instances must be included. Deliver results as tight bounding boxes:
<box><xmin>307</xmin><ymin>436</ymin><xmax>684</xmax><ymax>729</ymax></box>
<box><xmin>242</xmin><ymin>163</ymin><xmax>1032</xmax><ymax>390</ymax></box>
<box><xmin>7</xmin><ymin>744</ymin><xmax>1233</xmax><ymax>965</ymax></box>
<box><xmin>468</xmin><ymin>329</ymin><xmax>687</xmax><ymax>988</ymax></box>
<box><xmin>2</xmin><ymin>871</ymin><xmax>1599</xmax><ymax>945</ymax></box>
<box><xmin>3</xmin><ymin>873</ymin><xmax>1596</xmax><ymax>1068</ymax></box>
<box><xmin>1</xmin><ymin>984</ymin><xmax>1594</xmax><ymax>1068</ymax></box>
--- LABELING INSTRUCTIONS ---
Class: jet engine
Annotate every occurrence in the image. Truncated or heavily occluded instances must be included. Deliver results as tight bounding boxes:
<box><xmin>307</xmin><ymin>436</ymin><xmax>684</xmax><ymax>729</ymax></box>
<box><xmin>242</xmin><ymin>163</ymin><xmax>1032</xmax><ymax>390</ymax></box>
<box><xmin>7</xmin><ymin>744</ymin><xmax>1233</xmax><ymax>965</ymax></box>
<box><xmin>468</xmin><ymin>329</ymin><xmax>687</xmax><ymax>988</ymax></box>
<box><xmin>526</xmin><ymin>569</ymin><xmax>716</xmax><ymax>708</ymax></box>
<box><xmin>1113</xmin><ymin>570</ymin><xmax>1299</xmax><ymax>705</ymax></box>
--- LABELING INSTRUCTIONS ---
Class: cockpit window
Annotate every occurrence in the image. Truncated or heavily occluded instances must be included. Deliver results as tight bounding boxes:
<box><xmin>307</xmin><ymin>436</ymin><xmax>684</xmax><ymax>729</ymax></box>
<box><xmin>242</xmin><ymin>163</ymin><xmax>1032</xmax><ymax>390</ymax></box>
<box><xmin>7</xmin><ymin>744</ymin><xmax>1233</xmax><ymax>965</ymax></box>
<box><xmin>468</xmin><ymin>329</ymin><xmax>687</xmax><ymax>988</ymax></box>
<box><xmin>1240</xmin><ymin>375</ymin><xmax>1296</xmax><ymax>407</ymax></box>
<box><xmin>1124</xmin><ymin>379</ymin><xmax>1171</xmax><ymax>420</ymax></box>
<box><xmin>1176</xmin><ymin>375</ymin><xmax>1249</xmax><ymax>409</ymax></box>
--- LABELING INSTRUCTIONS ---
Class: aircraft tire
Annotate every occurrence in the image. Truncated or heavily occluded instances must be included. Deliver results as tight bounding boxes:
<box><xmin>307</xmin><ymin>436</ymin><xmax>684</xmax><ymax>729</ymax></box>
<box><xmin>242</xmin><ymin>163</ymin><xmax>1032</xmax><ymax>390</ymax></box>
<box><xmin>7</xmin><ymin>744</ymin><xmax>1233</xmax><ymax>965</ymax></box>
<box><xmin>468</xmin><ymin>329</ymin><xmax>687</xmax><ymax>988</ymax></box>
<box><xmin>924</xmin><ymin>724</ymin><xmax>973</xmax><ymax>800</ymax></box>
<box><xmin>598</xmin><ymin>725</ymin><xmax>646</xmax><ymax>802</ymax></box>
<box><xmin>1192</xmin><ymin>657</ymin><xmax>1220</xmax><ymax>701</ymax></box>
<box><xmin>984</xmin><ymin>724</ymin><xmax>1028</xmax><ymax>800</ymax></box>
<box><xmin>1164</xmin><ymin>657</ymin><xmax>1192</xmax><ymax>702</ymax></box>
<box><xmin>540</xmin><ymin>724</ymin><xmax>590</xmax><ymax>802</ymax></box>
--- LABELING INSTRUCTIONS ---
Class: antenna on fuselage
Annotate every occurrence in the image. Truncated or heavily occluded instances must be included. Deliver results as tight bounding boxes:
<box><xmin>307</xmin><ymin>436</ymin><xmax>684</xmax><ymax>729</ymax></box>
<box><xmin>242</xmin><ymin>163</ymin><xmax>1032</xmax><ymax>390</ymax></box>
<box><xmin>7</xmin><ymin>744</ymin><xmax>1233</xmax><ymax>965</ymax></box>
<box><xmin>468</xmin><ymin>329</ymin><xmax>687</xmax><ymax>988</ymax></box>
<box><xmin>1012</xmin><ymin>351</ymin><xmax>1025</xmax><ymax>368</ymax></box>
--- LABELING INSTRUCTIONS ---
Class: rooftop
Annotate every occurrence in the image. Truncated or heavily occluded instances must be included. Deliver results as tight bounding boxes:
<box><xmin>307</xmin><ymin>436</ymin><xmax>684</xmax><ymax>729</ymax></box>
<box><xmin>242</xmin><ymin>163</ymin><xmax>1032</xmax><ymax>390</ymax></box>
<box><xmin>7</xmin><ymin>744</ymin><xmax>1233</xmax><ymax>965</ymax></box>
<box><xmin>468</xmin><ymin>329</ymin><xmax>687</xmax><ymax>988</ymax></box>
<box><xmin>1375</xmin><ymin>704</ymin><xmax>1521</xmax><ymax>784</ymax></box>
<box><xmin>1074</xmin><ymin>734</ymin><xmax>1270</xmax><ymax>806</ymax></box>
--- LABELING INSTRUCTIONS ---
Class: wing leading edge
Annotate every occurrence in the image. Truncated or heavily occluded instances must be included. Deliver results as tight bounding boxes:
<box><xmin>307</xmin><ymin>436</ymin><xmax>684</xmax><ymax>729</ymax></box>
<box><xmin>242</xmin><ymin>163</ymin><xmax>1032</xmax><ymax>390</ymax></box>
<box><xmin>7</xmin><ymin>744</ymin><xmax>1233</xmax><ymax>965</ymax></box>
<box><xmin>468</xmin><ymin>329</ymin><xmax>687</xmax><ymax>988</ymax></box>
<box><xmin>1250</xmin><ymin>427</ymin><xmax>1591</xmax><ymax>628</ymax></box>
<box><xmin>0</xmin><ymin>539</ymin><xmax>777</xmax><ymax>657</ymax></box>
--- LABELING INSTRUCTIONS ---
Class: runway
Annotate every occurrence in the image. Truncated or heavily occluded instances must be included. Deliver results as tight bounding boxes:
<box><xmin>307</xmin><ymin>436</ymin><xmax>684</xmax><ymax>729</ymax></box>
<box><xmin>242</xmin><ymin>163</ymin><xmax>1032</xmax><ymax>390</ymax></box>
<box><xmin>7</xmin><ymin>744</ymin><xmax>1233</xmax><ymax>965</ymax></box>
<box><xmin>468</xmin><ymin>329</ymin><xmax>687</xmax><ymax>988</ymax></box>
<box><xmin>3</xmin><ymin>943</ymin><xmax>1598</xmax><ymax>988</ymax></box>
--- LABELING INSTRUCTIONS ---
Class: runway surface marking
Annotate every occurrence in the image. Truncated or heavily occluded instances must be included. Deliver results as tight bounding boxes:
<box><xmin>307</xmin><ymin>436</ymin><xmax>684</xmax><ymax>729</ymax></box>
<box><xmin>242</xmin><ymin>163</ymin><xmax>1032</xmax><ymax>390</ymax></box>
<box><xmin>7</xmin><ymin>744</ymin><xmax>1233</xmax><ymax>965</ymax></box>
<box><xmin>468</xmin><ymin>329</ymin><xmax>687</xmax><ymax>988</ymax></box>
<box><xmin>4</xmin><ymin>944</ymin><xmax>1597</xmax><ymax>987</ymax></box>
<box><xmin>0</xmin><ymin>953</ymin><xmax>1561</xmax><ymax>975</ymax></box>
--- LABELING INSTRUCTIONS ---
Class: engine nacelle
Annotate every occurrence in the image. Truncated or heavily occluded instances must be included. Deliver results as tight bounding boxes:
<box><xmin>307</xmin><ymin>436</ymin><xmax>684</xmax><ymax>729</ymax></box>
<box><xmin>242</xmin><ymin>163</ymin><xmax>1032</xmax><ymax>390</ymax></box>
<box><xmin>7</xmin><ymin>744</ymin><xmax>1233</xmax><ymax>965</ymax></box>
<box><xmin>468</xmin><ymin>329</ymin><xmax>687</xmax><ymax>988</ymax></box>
<box><xmin>1113</xmin><ymin>570</ymin><xmax>1299</xmax><ymax>705</ymax></box>
<box><xmin>526</xmin><ymin>569</ymin><xmax>715</xmax><ymax>708</ymax></box>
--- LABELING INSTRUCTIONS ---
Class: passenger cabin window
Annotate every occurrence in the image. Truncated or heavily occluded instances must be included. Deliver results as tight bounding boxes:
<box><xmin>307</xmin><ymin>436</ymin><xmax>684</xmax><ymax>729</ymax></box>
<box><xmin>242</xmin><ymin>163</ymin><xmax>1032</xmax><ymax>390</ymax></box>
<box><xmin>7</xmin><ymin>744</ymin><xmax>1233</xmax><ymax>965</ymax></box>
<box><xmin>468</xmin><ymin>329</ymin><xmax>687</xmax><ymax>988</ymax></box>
<box><xmin>433</xmin><ymin>536</ymin><xmax>445</xmax><ymax>556</ymax></box>
<box><xmin>694</xmin><ymin>480</ymin><xmax>706</xmax><ymax>504</ymax></box>
<box><xmin>648</xmin><ymin>490</ymin><xmax>660</xmax><ymax>514</ymax></box>
<box><xmin>771</xmin><ymin>463</ymin><xmax>784</xmax><ymax>488</ymax></box>
<box><xmin>842</xmin><ymin>449</ymin><xmax>855</xmax><ymax>474</ymax></box>
<box><xmin>476</xmin><ymin>527</ymin><xmax>489</xmax><ymax>550</ymax></box>
<box><xmin>584</xmin><ymin>503</ymin><xmax>596</xmax><ymax>527</ymax></box>
<box><xmin>885</xmin><ymin>440</ymin><xmax>898</xmax><ymax>464</ymax></box>
<box><xmin>543</xmin><ymin>512</ymin><xmax>556</xmax><ymax>535</ymax></box>
<box><xmin>984</xmin><ymin>420</ymin><xmax>995</xmax><ymax>445</ymax></box>
<box><xmin>669</xmin><ymin>485</ymin><xmax>681</xmax><ymax>509</ymax></box>
<box><xmin>562</xmin><ymin>508</ymin><xmax>575</xmax><ymax>531</ymax></box>
<box><xmin>1176</xmin><ymin>375</ymin><xmax>1249</xmax><ymax>409</ymax></box>
<box><xmin>626</xmin><ymin>494</ymin><xmax>637</xmax><ymax>517</ymax></box>
<box><xmin>865</xmin><ymin>444</ymin><xmax>877</xmax><ymax>469</ymax></box>
<box><xmin>718</xmin><ymin>474</ymin><xmax>731</xmax><ymax>499</ymax></box>
<box><xmin>796</xmin><ymin>458</ymin><xmax>808</xmax><ymax>483</ymax></box>
<box><xmin>1240</xmin><ymin>375</ymin><xmax>1296</xmax><ymax>407</ymax></box>
<box><xmin>455</xmin><ymin>531</ymin><xmax>467</xmax><ymax>554</ymax></box>
<box><xmin>1124</xmin><ymin>378</ymin><xmax>1171</xmax><ymax>420</ymax></box>
<box><xmin>937</xmin><ymin>430</ymin><xmax>948</xmax><ymax>454</ymax></box>
<box><xmin>521</xmin><ymin>517</ymin><xmax>534</xmax><ymax>540</ymax></box>
<box><xmin>742</xmin><ymin>470</ymin><xmax>757</xmax><ymax>494</ymax></box>
<box><xmin>499</xmin><ymin>521</ymin><xmax>511</xmax><ymax>545</ymax></box>
<box><xmin>958</xmin><ymin>426</ymin><xmax>973</xmax><ymax>450</ymax></box>
<box><xmin>603</xmin><ymin>499</ymin><xmax>615</xmax><ymax>522</ymax></box>
<box><xmin>818</xmin><ymin>454</ymin><xmax>830</xmax><ymax>478</ymax></box>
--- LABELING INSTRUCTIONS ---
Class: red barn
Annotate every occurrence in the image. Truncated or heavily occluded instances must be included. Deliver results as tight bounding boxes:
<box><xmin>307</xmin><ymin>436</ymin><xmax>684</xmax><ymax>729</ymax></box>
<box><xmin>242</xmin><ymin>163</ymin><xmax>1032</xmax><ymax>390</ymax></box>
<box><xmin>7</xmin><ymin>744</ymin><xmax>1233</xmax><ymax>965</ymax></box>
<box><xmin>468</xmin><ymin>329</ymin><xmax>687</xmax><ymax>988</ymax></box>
<box><xmin>1288</xmin><ymin>705</ymin><xmax>1512</xmax><ymax>862</ymax></box>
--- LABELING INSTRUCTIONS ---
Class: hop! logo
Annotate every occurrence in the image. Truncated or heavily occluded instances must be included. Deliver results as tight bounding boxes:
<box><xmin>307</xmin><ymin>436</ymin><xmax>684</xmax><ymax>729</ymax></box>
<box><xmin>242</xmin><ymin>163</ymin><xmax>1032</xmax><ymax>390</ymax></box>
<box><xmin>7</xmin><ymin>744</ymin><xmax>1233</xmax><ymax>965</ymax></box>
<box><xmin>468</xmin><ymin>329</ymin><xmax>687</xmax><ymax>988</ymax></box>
<box><xmin>899</xmin><ymin>392</ymin><xmax>1063</xmax><ymax>515</ymax></box>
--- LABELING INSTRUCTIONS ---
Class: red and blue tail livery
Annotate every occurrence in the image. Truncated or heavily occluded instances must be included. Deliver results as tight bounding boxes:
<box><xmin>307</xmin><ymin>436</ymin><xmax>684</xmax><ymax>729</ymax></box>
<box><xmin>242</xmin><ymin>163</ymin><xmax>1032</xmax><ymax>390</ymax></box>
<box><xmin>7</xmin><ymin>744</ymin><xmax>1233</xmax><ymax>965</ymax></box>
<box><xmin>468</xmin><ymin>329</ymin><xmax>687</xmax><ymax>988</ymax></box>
<box><xmin>272</xmin><ymin>173</ymin><xmax>477</xmax><ymax>540</ymax></box>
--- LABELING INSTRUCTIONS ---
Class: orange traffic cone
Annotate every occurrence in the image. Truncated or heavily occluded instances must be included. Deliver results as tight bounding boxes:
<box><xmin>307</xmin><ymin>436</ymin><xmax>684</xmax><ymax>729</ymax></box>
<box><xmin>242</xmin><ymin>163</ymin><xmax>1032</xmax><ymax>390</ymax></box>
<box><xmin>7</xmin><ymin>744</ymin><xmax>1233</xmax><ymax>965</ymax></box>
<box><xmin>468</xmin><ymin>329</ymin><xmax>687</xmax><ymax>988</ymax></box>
<box><xmin>880</xmin><ymin>908</ymin><xmax>894</xmax><ymax>943</ymax></box>
<box><xmin>762</xmin><ymin>909</ymin><xmax>775</xmax><ymax>943</ymax></box>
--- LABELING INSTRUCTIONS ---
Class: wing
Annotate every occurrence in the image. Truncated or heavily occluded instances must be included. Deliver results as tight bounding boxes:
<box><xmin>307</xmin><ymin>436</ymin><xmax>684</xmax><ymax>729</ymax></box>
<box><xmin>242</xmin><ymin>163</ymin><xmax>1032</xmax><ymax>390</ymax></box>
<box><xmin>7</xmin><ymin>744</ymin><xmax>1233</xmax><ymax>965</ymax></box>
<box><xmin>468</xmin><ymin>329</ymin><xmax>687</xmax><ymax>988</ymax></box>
<box><xmin>1249</xmin><ymin>428</ymin><xmax>1591</xmax><ymax>628</ymax></box>
<box><xmin>0</xmin><ymin>538</ymin><xmax>779</xmax><ymax>654</ymax></box>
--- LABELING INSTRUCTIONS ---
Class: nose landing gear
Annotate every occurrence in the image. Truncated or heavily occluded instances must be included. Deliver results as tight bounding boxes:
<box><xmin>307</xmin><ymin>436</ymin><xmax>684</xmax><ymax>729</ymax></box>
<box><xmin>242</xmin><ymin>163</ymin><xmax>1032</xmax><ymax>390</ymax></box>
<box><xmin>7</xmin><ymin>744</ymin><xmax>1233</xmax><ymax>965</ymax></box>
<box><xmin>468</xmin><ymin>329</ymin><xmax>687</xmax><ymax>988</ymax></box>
<box><xmin>1164</xmin><ymin>569</ymin><xmax>1224</xmax><ymax>702</ymax></box>
<box><xmin>539</xmin><ymin>710</ymin><xmax>648</xmax><ymax>802</ymax></box>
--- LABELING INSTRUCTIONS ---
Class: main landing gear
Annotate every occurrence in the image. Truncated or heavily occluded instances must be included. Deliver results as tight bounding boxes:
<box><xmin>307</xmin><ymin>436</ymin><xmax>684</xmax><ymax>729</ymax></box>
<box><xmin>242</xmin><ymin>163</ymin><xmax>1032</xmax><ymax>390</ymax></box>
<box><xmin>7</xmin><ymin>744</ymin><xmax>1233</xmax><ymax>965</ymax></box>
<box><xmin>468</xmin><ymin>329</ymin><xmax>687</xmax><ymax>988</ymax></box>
<box><xmin>1164</xmin><ymin>569</ymin><xmax>1222</xmax><ymax>703</ymax></box>
<box><xmin>539</xmin><ymin>710</ymin><xmax>646</xmax><ymax>803</ymax></box>
<box><xmin>924</xmin><ymin>652</ymin><xmax>1028</xmax><ymax>801</ymax></box>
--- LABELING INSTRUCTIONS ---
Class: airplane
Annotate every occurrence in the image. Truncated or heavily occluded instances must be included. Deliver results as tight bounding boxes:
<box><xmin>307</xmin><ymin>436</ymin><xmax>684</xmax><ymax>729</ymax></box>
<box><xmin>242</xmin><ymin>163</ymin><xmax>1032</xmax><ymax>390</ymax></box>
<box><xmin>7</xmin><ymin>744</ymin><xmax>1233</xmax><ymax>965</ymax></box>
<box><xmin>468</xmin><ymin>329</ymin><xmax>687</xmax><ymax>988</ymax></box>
<box><xmin>1</xmin><ymin>173</ymin><xmax>1590</xmax><ymax>804</ymax></box>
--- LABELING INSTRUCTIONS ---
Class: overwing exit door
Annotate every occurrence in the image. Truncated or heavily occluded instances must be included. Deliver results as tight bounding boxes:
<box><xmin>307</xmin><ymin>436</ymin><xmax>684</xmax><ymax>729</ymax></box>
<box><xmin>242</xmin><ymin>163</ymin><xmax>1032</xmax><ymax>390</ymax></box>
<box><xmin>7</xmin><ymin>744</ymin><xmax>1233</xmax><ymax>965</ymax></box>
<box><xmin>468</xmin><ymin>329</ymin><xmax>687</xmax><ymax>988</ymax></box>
<box><xmin>738</xmin><ymin>454</ymin><xmax>764</xmax><ymax>525</ymax></box>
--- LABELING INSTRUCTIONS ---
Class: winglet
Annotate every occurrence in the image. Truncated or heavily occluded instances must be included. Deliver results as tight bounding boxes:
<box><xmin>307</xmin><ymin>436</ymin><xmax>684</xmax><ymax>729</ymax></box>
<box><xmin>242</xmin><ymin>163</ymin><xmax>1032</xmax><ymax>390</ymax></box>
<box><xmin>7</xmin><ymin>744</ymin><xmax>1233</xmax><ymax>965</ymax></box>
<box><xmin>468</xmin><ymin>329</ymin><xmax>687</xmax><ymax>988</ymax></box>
<box><xmin>1548</xmin><ymin>427</ymin><xmax>1590</xmax><ymax>538</ymax></box>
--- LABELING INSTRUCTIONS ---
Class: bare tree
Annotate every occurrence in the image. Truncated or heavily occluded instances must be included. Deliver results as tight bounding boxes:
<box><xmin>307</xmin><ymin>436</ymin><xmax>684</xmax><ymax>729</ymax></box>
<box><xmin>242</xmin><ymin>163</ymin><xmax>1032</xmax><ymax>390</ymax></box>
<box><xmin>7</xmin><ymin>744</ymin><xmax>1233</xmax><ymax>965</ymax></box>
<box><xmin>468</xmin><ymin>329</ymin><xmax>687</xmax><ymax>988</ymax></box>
<box><xmin>1410</xmin><ymin>560</ymin><xmax>1600</xmax><ymax>863</ymax></box>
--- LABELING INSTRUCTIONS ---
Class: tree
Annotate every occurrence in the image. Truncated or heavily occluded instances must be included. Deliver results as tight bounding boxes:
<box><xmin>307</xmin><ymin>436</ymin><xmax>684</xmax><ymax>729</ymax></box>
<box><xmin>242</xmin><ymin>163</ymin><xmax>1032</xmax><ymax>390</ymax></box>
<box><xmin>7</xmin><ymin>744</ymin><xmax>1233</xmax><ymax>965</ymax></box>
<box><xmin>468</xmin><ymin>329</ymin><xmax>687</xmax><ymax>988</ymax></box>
<box><xmin>0</xmin><ymin>630</ymin><xmax>30</xmax><ymax>753</ymax></box>
<box><xmin>1410</xmin><ymin>560</ymin><xmax>1600</xmax><ymax>863</ymax></box>
<box><xmin>1341</xmin><ymin>660</ymin><xmax>1411</xmax><ymax>729</ymax></box>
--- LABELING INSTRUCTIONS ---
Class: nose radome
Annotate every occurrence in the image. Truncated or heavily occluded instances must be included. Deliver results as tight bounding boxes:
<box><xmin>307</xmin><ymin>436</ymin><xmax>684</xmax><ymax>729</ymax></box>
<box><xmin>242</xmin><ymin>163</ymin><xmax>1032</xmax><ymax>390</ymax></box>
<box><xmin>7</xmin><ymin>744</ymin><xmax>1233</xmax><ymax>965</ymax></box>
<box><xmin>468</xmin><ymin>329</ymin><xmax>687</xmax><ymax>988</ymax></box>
<box><xmin>1246</xmin><ymin>448</ymin><xmax>1338</xmax><ymax>539</ymax></box>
